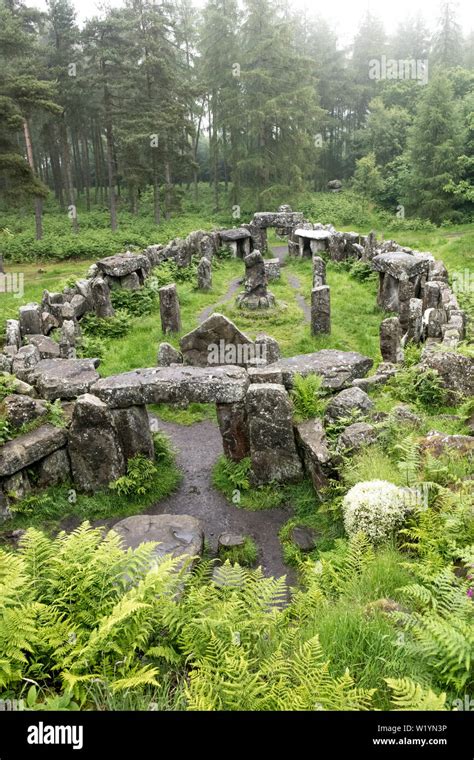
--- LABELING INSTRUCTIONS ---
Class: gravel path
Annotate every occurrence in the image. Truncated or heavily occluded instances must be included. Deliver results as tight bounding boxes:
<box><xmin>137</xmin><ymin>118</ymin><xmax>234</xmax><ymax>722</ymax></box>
<box><xmin>198</xmin><ymin>276</ymin><xmax>241</xmax><ymax>323</ymax></box>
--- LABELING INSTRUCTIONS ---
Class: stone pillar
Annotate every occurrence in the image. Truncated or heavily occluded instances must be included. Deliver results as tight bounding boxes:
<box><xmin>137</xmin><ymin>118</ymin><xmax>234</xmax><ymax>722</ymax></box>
<box><xmin>19</xmin><ymin>303</ymin><xmax>42</xmax><ymax>336</ymax></box>
<box><xmin>312</xmin><ymin>256</ymin><xmax>326</xmax><ymax>287</ymax></box>
<box><xmin>111</xmin><ymin>405</ymin><xmax>154</xmax><ymax>461</ymax></box>
<box><xmin>245</xmin><ymin>383</ymin><xmax>303</xmax><ymax>484</ymax></box>
<box><xmin>423</xmin><ymin>281</ymin><xmax>441</xmax><ymax>310</ymax></box>
<box><xmin>68</xmin><ymin>394</ymin><xmax>126</xmax><ymax>492</ymax></box>
<box><xmin>159</xmin><ymin>283</ymin><xmax>181</xmax><ymax>334</ymax></box>
<box><xmin>216</xmin><ymin>403</ymin><xmax>250</xmax><ymax>462</ymax></box>
<box><xmin>407</xmin><ymin>298</ymin><xmax>423</xmax><ymax>343</ymax></box>
<box><xmin>197</xmin><ymin>256</ymin><xmax>212</xmax><ymax>290</ymax></box>
<box><xmin>398</xmin><ymin>279</ymin><xmax>415</xmax><ymax>332</ymax></box>
<box><xmin>236</xmin><ymin>251</ymin><xmax>275</xmax><ymax>309</ymax></box>
<box><xmin>91</xmin><ymin>277</ymin><xmax>115</xmax><ymax>318</ymax></box>
<box><xmin>311</xmin><ymin>285</ymin><xmax>331</xmax><ymax>335</ymax></box>
<box><xmin>380</xmin><ymin>317</ymin><xmax>404</xmax><ymax>363</ymax></box>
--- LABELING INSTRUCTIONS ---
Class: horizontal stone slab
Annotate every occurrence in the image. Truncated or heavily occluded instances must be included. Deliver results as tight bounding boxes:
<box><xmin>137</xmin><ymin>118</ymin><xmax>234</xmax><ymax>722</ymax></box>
<box><xmin>90</xmin><ymin>365</ymin><xmax>250</xmax><ymax>407</ymax></box>
<box><xmin>372</xmin><ymin>252</ymin><xmax>432</xmax><ymax>280</ymax></box>
<box><xmin>219</xmin><ymin>228</ymin><xmax>251</xmax><ymax>241</ymax></box>
<box><xmin>294</xmin><ymin>228</ymin><xmax>332</xmax><ymax>240</ymax></box>
<box><xmin>111</xmin><ymin>514</ymin><xmax>204</xmax><ymax>568</ymax></box>
<box><xmin>0</xmin><ymin>424</ymin><xmax>68</xmax><ymax>477</ymax></box>
<box><xmin>97</xmin><ymin>252</ymin><xmax>149</xmax><ymax>277</ymax></box>
<box><xmin>272</xmin><ymin>349</ymin><xmax>373</xmax><ymax>390</ymax></box>
<box><xmin>252</xmin><ymin>211</ymin><xmax>305</xmax><ymax>228</ymax></box>
<box><xmin>30</xmin><ymin>359</ymin><xmax>100</xmax><ymax>400</ymax></box>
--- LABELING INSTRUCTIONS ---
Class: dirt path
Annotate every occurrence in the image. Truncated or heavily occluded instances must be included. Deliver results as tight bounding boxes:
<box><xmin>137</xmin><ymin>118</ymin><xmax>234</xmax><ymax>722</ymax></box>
<box><xmin>106</xmin><ymin>418</ymin><xmax>296</xmax><ymax>583</ymax></box>
<box><xmin>198</xmin><ymin>276</ymin><xmax>241</xmax><ymax>323</ymax></box>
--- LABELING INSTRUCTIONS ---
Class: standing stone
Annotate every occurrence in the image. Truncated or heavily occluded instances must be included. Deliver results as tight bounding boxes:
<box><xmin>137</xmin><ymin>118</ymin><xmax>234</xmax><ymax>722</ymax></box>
<box><xmin>245</xmin><ymin>383</ymin><xmax>303</xmax><ymax>484</ymax></box>
<box><xmin>312</xmin><ymin>256</ymin><xmax>326</xmax><ymax>287</ymax></box>
<box><xmin>36</xmin><ymin>448</ymin><xmax>71</xmax><ymax>488</ymax></box>
<box><xmin>423</xmin><ymin>281</ymin><xmax>441</xmax><ymax>310</ymax></box>
<box><xmin>328</xmin><ymin>232</ymin><xmax>346</xmax><ymax>261</ymax></box>
<box><xmin>121</xmin><ymin>272</ymin><xmax>141</xmax><ymax>290</ymax></box>
<box><xmin>159</xmin><ymin>283</ymin><xmax>181</xmax><ymax>334</ymax></box>
<box><xmin>5</xmin><ymin>319</ymin><xmax>21</xmax><ymax>349</ymax></box>
<box><xmin>91</xmin><ymin>277</ymin><xmax>115</xmax><ymax>318</ymax></box>
<box><xmin>61</xmin><ymin>319</ymin><xmax>78</xmax><ymax>346</ymax></box>
<box><xmin>216</xmin><ymin>403</ymin><xmax>250</xmax><ymax>462</ymax></box>
<box><xmin>407</xmin><ymin>298</ymin><xmax>423</xmax><ymax>343</ymax></box>
<box><xmin>19</xmin><ymin>303</ymin><xmax>42</xmax><ymax>336</ymax></box>
<box><xmin>295</xmin><ymin>418</ymin><xmax>332</xmax><ymax>492</ymax></box>
<box><xmin>380</xmin><ymin>317</ymin><xmax>404</xmax><ymax>363</ymax></box>
<box><xmin>424</xmin><ymin>307</ymin><xmax>447</xmax><ymax>339</ymax></box>
<box><xmin>311</xmin><ymin>285</ymin><xmax>331</xmax><ymax>335</ymax></box>
<box><xmin>157</xmin><ymin>342</ymin><xmax>183</xmax><ymax>366</ymax></box>
<box><xmin>68</xmin><ymin>393</ymin><xmax>126</xmax><ymax>491</ymax></box>
<box><xmin>197</xmin><ymin>256</ymin><xmax>212</xmax><ymax>290</ymax></box>
<box><xmin>236</xmin><ymin>250</ymin><xmax>275</xmax><ymax>310</ymax></box>
<box><xmin>111</xmin><ymin>405</ymin><xmax>154</xmax><ymax>461</ymax></box>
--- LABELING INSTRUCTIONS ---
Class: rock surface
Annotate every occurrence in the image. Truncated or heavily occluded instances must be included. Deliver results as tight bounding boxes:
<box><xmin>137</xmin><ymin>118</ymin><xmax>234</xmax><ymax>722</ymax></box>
<box><xmin>30</xmin><ymin>359</ymin><xmax>100</xmax><ymax>400</ymax></box>
<box><xmin>294</xmin><ymin>418</ymin><xmax>332</xmax><ymax>491</ymax></box>
<box><xmin>325</xmin><ymin>386</ymin><xmax>373</xmax><ymax>423</ymax></box>
<box><xmin>272</xmin><ymin>349</ymin><xmax>373</xmax><ymax>390</ymax></box>
<box><xmin>180</xmin><ymin>313</ymin><xmax>254</xmax><ymax>367</ymax></box>
<box><xmin>111</xmin><ymin>514</ymin><xmax>204</xmax><ymax>567</ymax></box>
<box><xmin>0</xmin><ymin>424</ymin><xmax>68</xmax><ymax>477</ymax></box>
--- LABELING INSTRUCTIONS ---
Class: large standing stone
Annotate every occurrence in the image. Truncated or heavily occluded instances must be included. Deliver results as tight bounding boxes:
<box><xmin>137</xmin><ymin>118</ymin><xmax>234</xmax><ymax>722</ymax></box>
<box><xmin>312</xmin><ymin>256</ymin><xmax>326</xmax><ymax>287</ymax></box>
<box><xmin>311</xmin><ymin>285</ymin><xmax>331</xmax><ymax>335</ymax></box>
<box><xmin>19</xmin><ymin>303</ymin><xmax>42</xmax><ymax>336</ymax></box>
<box><xmin>245</xmin><ymin>383</ymin><xmax>303</xmax><ymax>484</ymax></box>
<box><xmin>159</xmin><ymin>283</ymin><xmax>181</xmax><ymax>334</ymax></box>
<box><xmin>236</xmin><ymin>250</ymin><xmax>275</xmax><ymax>310</ymax></box>
<box><xmin>294</xmin><ymin>418</ymin><xmax>332</xmax><ymax>491</ymax></box>
<box><xmin>216</xmin><ymin>403</ymin><xmax>250</xmax><ymax>462</ymax></box>
<box><xmin>68</xmin><ymin>393</ymin><xmax>126</xmax><ymax>491</ymax></box>
<box><xmin>91</xmin><ymin>277</ymin><xmax>115</xmax><ymax>318</ymax></box>
<box><xmin>180</xmin><ymin>313</ymin><xmax>254</xmax><ymax>367</ymax></box>
<box><xmin>111</xmin><ymin>405</ymin><xmax>154</xmax><ymax>461</ymax></box>
<box><xmin>380</xmin><ymin>317</ymin><xmax>404</xmax><ymax>363</ymax></box>
<box><xmin>197</xmin><ymin>256</ymin><xmax>212</xmax><ymax>290</ymax></box>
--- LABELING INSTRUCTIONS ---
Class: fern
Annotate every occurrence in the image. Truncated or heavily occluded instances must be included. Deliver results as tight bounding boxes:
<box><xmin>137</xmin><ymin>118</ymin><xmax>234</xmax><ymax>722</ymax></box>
<box><xmin>386</xmin><ymin>678</ymin><xmax>446</xmax><ymax>710</ymax></box>
<box><xmin>291</xmin><ymin>373</ymin><xmax>325</xmax><ymax>422</ymax></box>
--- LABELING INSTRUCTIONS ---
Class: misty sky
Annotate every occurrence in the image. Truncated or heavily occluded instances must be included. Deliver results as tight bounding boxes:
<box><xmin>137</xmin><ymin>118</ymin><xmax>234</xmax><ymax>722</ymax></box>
<box><xmin>30</xmin><ymin>0</ymin><xmax>473</xmax><ymax>45</ymax></box>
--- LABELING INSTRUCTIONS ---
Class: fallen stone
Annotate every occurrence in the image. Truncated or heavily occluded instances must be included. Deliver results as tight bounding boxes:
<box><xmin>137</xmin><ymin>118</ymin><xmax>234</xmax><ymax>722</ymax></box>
<box><xmin>0</xmin><ymin>424</ymin><xmax>68</xmax><ymax>478</ymax></box>
<box><xmin>12</xmin><ymin>345</ymin><xmax>40</xmax><ymax>382</ymax></box>
<box><xmin>290</xmin><ymin>525</ymin><xmax>317</xmax><ymax>551</ymax></box>
<box><xmin>420</xmin><ymin>432</ymin><xmax>474</xmax><ymax>458</ymax></box>
<box><xmin>157</xmin><ymin>342</ymin><xmax>183</xmax><ymax>366</ymax></box>
<box><xmin>25</xmin><ymin>334</ymin><xmax>60</xmax><ymax>359</ymax></box>
<box><xmin>338</xmin><ymin>422</ymin><xmax>378</xmax><ymax>453</ymax></box>
<box><xmin>272</xmin><ymin>349</ymin><xmax>373</xmax><ymax>391</ymax></box>
<box><xmin>421</xmin><ymin>348</ymin><xmax>473</xmax><ymax>404</ymax></box>
<box><xmin>325</xmin><ymin>387</ymin><xmax>373</xmax><ymax>424</ymax></box>
<box><xmin>30</xmin><ymin>358</ymin><xmax>100</xmax><ymax>400</ymax></box>
<box><xmin>2</xmin><ymin>394</ymin><xmax>48</xmax><ymax>429</ymax></box>
<box><xmin>111</xmin><ymin>514</ymin><xmax>204</xmax><ymax>568</ymax></box>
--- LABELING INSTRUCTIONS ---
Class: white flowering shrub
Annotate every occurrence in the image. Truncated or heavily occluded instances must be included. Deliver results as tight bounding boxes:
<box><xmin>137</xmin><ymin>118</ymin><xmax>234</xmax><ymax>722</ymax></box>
<box><xmin>342</xmin><ymin>480</ymin><xmax>409</xmax><ymax>544</ymax></box>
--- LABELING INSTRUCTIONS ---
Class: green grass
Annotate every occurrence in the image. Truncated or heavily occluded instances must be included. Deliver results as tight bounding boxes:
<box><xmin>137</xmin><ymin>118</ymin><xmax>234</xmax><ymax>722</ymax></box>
<box><xmin>148</xmin><ymin>402</ymin><xmax>216</xmax><ymax>426</ymax></box>
<box><xmin>218</xmin><ymin>536</ymin><xmax>259</xmax><ymax>567</ymax></box>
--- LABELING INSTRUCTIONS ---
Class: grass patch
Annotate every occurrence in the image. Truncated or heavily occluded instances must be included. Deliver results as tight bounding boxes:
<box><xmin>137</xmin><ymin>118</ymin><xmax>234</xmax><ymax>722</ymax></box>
<box><xmin>218</xmin><ymin>536</ymin><xmax>259</xmax><ymax>567</ymax></box>
<box><xmin>148</xmin><ymin>403</ymin><xmax>216</xmax><ymax>426</ymax></box>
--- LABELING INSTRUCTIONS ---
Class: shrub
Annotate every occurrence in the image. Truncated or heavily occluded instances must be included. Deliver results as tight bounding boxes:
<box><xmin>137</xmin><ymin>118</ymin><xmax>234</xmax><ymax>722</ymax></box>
<box><xmin>342</xmin><ymin>480</ymin><xmax>410</xmax><ymax>544</ymax></box>
<box><xmin>291</xmin><ymin>373</ymin><xmax>325</xmax><ymax>421</ymax></box>
<box><xmin>0</xmin><ymin>416</ymin><xmax>11</xmax><ymax>444</ymax></box>
<box><xmin>109</xmin><ymin>455</ymin><xmax>158</xmax><ymax>497</ymax></box>
<box><xmin>349</xmin><ymin>260</ymin><xmax>376</xmax><ymax>283</ymax></box>
<box><xmin>110</xmin><ymin>285</ymin><xmax>157</xmax><ymax>317</ymax></box>
<box><xmin>80</xmin><ymin>310</ymin><xmax>130</xmax><ymax>339</ymax></box>
<box><xmin>386</xmin><ymin>366</ymin><xmax>447</xmax><ymax>410</ymax></box>
<box><xmin>0</xmin><ymin>374</ymin><xmax>16</xmax><ymax>402</ymax></box>
<box><xmin>218</xmin><ymin>537</ymin><xmax>258</xmax><ymax>567</ymax></box>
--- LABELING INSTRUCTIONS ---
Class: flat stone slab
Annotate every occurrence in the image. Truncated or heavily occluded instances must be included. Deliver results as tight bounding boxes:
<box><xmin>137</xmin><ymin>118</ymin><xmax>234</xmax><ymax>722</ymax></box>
<box><xmin>252</xmin><ymin>211</ymin><xmax>305</xmax><ymax>228</ymax></box>
<box><xmin>97</xmin><ymin>252</ymin><xmax>149</xmax><ymax>277</ymax></box>
<box><xmin>91</xmin><ymin>364</ymin><xmax>250</xmax><ymax>407</ymax></box>
<box><xmin>372</xmin><ymin>252</ymin><xmax>432</xmax><ymax>280</ymax></box>
<box><xmin>219</xmin><ymin>228</ymin><xmax>251</xmax><ymax>241</ymax></box>
<box><xmin>0</xmin><ymin>424</ymin><xmax>68</xmax><ymax>477</ymax></box>
<box><xmin>111</xmin><ymin>514</ymin><xmax>204</xmax><ymax>566</ymax></box>
<box><xmin>294</xmin><ymin>228</ymin><xmax>332</xmax><ymax>240</ymax></box>
<box><xmin>273</xmin><ymin>349</ymin><xmax>373</xmax><ymax>390</ymax></box>
<box><xmin>30</xmin><ymin>359</ymin><xmax>100</xmax><ymax>400</ymax></box>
